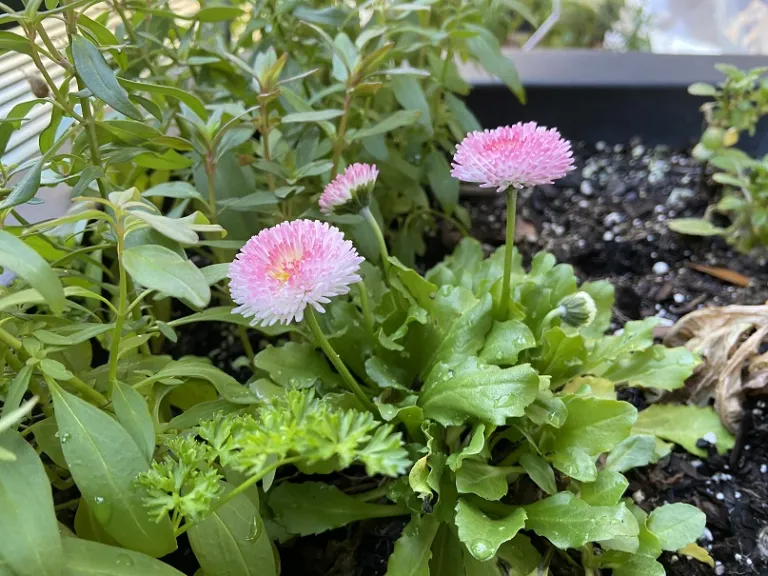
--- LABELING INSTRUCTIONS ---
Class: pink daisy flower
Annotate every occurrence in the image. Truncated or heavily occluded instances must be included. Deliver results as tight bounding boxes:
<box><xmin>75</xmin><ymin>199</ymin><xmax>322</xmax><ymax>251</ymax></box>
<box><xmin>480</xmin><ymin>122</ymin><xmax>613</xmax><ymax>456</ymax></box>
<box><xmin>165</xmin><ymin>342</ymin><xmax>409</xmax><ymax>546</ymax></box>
<box><xmin>229</xmin><ymin>220</ymin><xmax>364</xmax><ymax>326</ymax></box>
<box><xmin>319</xmin><ymin>163</ymin><xmax>379</xmax><ymax>214</ymax></box>
<box><xmin>451</xmin><ymin>122</ymin><xmax>575</xmax><ymax>191</ymax></box>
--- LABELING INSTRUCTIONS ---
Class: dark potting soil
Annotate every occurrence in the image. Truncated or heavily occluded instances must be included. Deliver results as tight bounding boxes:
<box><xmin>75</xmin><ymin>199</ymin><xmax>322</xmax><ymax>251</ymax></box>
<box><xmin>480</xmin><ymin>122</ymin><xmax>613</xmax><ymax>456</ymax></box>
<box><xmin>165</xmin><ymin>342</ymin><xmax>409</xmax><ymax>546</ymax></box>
<box><xmin>626</xmin><ymin>395</ymin><xmax>768</xmax><ymax>576</ymax></box>
<box><xmin>167</xmin><ymin>139</ymin><xmax>768</xmax><ymax>574</ymax></box>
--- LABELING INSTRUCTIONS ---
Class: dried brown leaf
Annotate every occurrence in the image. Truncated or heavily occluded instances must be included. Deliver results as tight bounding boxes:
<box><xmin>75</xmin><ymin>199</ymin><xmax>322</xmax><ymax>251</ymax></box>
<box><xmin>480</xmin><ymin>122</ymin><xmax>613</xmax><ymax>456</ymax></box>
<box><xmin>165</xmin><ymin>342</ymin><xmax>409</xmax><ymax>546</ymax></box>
<box><xmin>663</xmin><ymin>305</ymin><xmax>768</xmax><ymax>432</ymax></box>
<box><xmin>515</xmin><ymin>216</ymin><xmax>538</xmax><ymax>242</ymax></box>
<box><xmin>686</xmin><ymin>263</ymin><xmax>751</xmax><ymax>287</ymax></box>
<box><xmin>746</xmin><ymin>350</ymin><xmax>768</xmax><ymax>392</ymax></box>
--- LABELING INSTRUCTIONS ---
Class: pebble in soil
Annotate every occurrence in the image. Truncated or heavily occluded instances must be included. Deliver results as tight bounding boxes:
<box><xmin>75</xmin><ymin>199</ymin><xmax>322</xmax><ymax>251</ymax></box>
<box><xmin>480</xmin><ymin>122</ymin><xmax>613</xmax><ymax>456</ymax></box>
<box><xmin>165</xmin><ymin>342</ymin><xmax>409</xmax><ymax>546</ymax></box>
<box><xmin>626</xmin><ymin>396</ymin><xmax>768</xmax><ymax>576</ymax></box>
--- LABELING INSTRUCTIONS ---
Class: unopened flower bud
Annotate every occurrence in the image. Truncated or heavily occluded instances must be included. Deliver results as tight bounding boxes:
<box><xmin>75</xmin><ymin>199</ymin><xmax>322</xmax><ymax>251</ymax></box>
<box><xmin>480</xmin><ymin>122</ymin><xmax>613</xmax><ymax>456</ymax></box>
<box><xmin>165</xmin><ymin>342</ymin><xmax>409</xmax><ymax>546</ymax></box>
<box><xmin>557</xmin><ymin>291</ymin><xmax>597</xmax><ymax>328</ymax></box>
<box><xmin>319</xmin><ymin>163</ymin><xmax>378</xmax><ymax>215</ymax></box>
<box><xmin>701</xmin><ymin>127</ymin><xmax>724</xmax><ymax>150</ymax></box>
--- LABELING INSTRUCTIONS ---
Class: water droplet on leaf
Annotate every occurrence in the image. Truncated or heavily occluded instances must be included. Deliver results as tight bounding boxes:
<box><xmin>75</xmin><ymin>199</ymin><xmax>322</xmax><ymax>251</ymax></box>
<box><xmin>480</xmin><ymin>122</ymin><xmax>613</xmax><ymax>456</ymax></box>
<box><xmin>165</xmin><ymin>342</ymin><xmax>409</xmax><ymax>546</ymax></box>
<box><xmin>470</xmin><ymin>539</ymin><xmax>493</xmax><ymax>561</ymax></box>
<box><xmin>115</xmin><ymin>554</ymin><xmax>133</xmax><ymax>567</ymax></box>
<box><xmin>493</xmin><ymin>394</ymin><xmax>512</xmax><ymax>409</ymax></box>
<box><xmin>247</xmin><ymin>518</ymin><xmax>262</xmax><ymax>542</ymax></box>
<box><xmin>92</xmin><ymin>496</ymin><xmax>112</xmax><ymax>525</ymax></box>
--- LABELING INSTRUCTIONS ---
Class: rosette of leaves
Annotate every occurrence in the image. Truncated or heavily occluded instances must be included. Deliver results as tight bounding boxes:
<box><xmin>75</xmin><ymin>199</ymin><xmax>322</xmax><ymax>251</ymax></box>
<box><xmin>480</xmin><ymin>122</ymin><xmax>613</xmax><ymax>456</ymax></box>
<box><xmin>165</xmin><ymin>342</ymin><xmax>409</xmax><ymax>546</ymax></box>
<box><xmin>240</xmin><ymin>239</ymin><xmax>727</xmax><ymax>575</ymax></box>
<box><xmin>670</xmin><ymin>65</ymin><xmax>768</xmax><ymax>252</ymax></box>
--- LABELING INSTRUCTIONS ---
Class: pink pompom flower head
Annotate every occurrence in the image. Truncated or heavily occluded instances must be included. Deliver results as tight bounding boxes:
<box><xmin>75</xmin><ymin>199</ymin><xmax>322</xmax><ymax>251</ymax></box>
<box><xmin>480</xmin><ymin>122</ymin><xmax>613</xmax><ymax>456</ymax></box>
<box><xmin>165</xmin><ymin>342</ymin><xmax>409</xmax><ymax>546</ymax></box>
<box><xmin>451</xmin><ymin>122</ymin><xmax>575</xmax><ymax>192</ymax></box>
<box><xmin>319</xmin><ymin>163</ymin><xmax>379</xmax><ymax>215</ymax></box>
<box><xmin>229</xmin><ymin>220</ymin><xmax>364</xmax><ymax>326</ymax></box>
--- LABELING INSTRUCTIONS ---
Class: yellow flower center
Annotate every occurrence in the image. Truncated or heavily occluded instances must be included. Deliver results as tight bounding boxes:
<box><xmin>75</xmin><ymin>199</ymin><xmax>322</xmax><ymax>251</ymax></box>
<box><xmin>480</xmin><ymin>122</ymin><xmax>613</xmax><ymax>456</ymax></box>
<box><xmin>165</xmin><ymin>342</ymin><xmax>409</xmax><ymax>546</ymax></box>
<box><xmin>269</xmin><ymin>249</ymin><xmax>303</xmax><ymax>283</ymax></box>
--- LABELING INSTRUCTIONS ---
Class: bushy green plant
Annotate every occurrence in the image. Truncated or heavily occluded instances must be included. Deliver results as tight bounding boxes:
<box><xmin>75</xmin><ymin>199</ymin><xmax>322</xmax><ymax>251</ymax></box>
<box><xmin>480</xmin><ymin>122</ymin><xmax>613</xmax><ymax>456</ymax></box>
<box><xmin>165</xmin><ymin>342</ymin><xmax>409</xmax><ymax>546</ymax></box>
<box><xmin>670</xmin><ymin>65</ymin><xmax>768</xmax><ymax>252</ymax></box>
<box><xmin>0</xmin><ymin>1</ymin><xmax>730</xmax><ymax>575</ymax></box>
<box><xmin>1</xmin><ymin>0</ymin><xmax>525</xmax><ymax>267</ymax></box>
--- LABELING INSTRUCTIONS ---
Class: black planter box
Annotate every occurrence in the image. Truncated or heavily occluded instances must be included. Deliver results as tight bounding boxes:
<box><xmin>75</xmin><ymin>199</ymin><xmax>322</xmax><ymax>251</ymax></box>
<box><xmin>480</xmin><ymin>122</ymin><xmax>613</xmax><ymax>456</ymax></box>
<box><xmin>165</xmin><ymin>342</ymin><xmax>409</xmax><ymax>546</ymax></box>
<box><xmin>462</xmin><ymin>49</ymin><xmax>768</xmax><ymax>154</ymax></box>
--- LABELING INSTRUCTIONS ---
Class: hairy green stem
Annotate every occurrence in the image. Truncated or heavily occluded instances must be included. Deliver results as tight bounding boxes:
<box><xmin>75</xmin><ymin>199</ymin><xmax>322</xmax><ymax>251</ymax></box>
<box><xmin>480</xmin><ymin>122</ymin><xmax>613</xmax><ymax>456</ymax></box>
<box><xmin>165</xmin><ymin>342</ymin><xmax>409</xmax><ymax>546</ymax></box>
<box><xmin>37</xmin><ymin>25</ymin><xmax>68</xmax><ymax>69</ymax></box>
<box><xmin>4</xmin><ymin>350</ymin><xmax>23</xmax><ymax>374</ymax></box>
<box><xmin>305</xmin><ymin>307</ymin><xmax>375</xmax><ymax>412</ymax></box>
<box><xmin>361</xmin><ymin>207</ymin><xmax>389</xmax><ymax>272</ymax></box>
<box><xmin>50</xmin><ymin>370</ymin><xmax>105</xmax><ymax>406</ymax></box>
<box><xmin>25</xmin><ymin>30</ymin><xmax>63</xmax><ymax>100</ymax></box>
<box><xmin>238</xmin><ymin>325</ymin><xmax>255</xmax><ymax>363</ymax></box>
<box><xmin>0</xmin><ymin>326</ymin><xmax>23</xmax><ymax>352</ymax></box>
<box><xmin>540</xmin><ymin>306</ymin><xmax>564</xmax><ymax>331</ymax></box>
<box><xmin>25</xmin><ymin>32</ymin><xmax>83</xmax><ymax>124</ymax></box>
<box><xmin>498</xmin><ymin>187</ymin><xmax>518</xmax><ymax>318</ymax></box>
<box><xmin>107</xmin><ymin>224</ymin><xmax>128</xmax><ymax>391</ymax></box>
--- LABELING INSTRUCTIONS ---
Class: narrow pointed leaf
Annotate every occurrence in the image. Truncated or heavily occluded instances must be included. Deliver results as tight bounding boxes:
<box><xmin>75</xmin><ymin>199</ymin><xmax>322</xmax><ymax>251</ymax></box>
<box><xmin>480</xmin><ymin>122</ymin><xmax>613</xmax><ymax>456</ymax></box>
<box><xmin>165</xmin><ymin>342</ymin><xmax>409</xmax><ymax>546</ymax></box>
<box><xmin>189</xmin><ymin>489</ymin><xmax>276</xmax><ymax>576</ymax></box>
<box><xmin>71</xmin><ymin>36</ymin><xmax>142</xmax><ymax>120</ymax></box>
<box><xmin>112</xmin><ymin>381</ymin><xmax>155</xmax><ymax>462</ymax></box>
<box><xmin>0</xmin><ymin>158</ymin><xmax>43</xmax><ymax>210</ymax></box>
<box><xmin>0</xmin><ymin>432</ymin><xmax>63</xmax><ymax>576</ymax></box>
<box><xmin>50</xmin><ymin>384</ymin><xmax>176</xmax><ymax>557</ymax></box>
<box><xmin>60</xmin><ymin>538</ymin><xmax>184</xmax><ymax>575</ymax></box>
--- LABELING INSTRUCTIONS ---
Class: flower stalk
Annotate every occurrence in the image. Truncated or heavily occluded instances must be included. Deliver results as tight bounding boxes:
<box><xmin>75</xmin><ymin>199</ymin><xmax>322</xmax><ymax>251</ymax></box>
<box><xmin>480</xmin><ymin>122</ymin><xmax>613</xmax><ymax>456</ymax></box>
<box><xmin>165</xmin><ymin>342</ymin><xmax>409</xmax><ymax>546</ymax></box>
<box><xmin>305</xmin><ymin>307</ymin><xmax>375</xmax><ymax>412</ymax></box>
<box><xmin>361</xmin><ymin>206</ymin><xmax>390</xmax><ymax>271</ymax></box>
<box><xmin>499</xmin><ymin>187</ymin><xmax>518</xmax><ymax>317</ymax></box>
